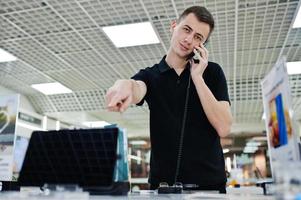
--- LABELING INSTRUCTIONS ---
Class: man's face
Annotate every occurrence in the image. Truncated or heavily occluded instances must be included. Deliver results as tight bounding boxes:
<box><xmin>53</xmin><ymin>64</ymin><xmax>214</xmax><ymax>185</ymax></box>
<box><xmin>170</xmin><ymin>13</ymin><xmax>210</xmax><ymax>58</ymax></box>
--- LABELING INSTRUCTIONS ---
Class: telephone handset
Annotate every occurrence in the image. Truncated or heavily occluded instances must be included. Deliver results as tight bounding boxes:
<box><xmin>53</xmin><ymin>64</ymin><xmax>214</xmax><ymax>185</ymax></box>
<box><xmin>186</xmin><ymin>51</ymin><xmax>199</xmax><ymax>63</ymax></box>
<box><xmin>185</xmin><ymin>42</ymin><xmax>207</xmax><ymax>63</ymax></box>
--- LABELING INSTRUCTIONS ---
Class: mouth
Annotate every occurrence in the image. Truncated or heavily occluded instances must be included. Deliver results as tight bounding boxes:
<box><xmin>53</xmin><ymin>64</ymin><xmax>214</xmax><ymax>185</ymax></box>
<box><xmin>179</xmin><ymin>43</ymin><xmax>190</xmax><ymax>51</ymax></box>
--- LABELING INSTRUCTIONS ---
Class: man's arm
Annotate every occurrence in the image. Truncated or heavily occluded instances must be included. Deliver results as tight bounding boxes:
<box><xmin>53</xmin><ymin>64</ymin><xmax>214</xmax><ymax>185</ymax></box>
<box><xmin>105</xmin><ymin>79</ymin><xmax>147</xmax><ymax>112</ymax></box>
<box><xmin>190</xmin><ymin>44</ymin><xmax>232</xmax><ymax>137</ymax></box>
<box><xmin>192</xmin><ymin>76</ymin><xmax>232</xmax><ymax>137</ymax></box>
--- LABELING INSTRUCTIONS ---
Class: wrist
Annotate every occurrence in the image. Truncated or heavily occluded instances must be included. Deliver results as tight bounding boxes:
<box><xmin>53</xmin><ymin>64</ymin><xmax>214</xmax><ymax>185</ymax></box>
<box><xmin>129</xmin><ymin>79</ymin><xmax>137</xmax><ymax>102</ymax></box>
<box><xmin>115</xmin><ymin>79</ymin><xmax>127</xmax><ymax>86</ymax></box>
<box><xmin>130</xmin><ymin>78</ymin><xmax>137</xmax><ymax>88</ymax></box>
<box><xmin>191</xmin><ymin>74</ymin><xmax>204</xmax><ymax>83</ymax></box>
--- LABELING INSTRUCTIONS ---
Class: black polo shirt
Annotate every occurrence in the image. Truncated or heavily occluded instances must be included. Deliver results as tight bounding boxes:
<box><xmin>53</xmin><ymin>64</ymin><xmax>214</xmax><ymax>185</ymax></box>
<box><xmin>131</xmin><ymin>56</ymin><xmax>230</xmax><ymax>189</ymax></box>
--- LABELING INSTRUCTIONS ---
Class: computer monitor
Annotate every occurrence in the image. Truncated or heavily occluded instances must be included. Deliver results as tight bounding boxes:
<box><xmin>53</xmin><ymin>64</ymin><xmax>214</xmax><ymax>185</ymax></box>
<box><xmin>18</xmin><ymin>128</ymin><xmax>119</xmax><ymax>188</ymax></box>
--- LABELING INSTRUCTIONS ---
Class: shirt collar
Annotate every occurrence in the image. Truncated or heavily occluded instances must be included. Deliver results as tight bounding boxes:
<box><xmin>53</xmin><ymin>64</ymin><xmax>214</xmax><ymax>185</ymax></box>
<box><xmin>158</xmin><ymin>55</ymin><xmax>190</xmax><ymax>73</ymax></box>
<box><xmin>158</xmin><ymin>55</ymin><xmax>171</xmax><ymax>73</ymax></box>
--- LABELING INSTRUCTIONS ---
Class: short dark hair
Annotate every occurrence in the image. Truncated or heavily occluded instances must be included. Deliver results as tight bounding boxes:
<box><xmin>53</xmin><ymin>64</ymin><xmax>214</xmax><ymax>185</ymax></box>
<box><xmin>179</xmin><ymin>6</ymin><xmax>215</xmax><ymax>37</ymax></box>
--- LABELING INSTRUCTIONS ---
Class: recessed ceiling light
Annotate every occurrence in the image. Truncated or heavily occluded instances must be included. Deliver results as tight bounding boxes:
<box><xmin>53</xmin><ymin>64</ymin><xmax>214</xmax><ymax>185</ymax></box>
<box><xmin>287</xmin><ymin>61</ymin><xmax>301</xmax><ymax>75</ymax></box>
<box><xmin>82</xmin><ymin>121</ymin><xmax>111</xmax><ymax>128</ymax></box>
<box><xmin>292</xmin><ymin>4</ymin><xmax>301</xmax><ymax>28</ymax></box>
<box><xmin>102</xmin><ymin>22</ymin><xmax>160</xmax><ymax>48</ymax></box>
<box><xmin>0</xmin><ymin>48</ymin><xmax>17</xmax><ymax>63</ymax></box>
<box><xmin>31</xmin><ymin>82</ymin><xmax>72</xmax><ymax>95</ymax></box>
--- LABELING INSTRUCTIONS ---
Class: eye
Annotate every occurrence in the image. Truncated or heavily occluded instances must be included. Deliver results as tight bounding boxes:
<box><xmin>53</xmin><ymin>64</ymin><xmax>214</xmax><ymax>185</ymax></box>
<box><xmin>183</xmin><ymin>27</ymin><xmax>190</xmax><ymax>33</ymax></box>
<box><xmin>194</xmin><ymin>35</ymin><xmax>202</xmax><ymax>42</ymax></box>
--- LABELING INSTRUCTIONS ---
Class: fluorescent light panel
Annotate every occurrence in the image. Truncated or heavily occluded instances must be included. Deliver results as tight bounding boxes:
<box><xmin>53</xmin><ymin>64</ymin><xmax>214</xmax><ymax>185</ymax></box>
<box><xmin>31</xmin><ymin>82</ymin><xmax>72</xmax><ymax>95</ymax></box>
<box><xmin>293</xmin><ymin>5</ymin><xmax>301</xmax><ymax>28</ymax></box>
<box><xmin>287</xmin><ymin>61</ymin><xmax>301</xmax><ymax>75</ymax></box>
<box><xmin>102</xmin><ymin>22</ymin><xmax>160</xmax><ymax>47</ymax></box>
<box><xmin>0</xmin><ymin>48</ymin><xmax>17</xmax><ymax>63</ymax></box>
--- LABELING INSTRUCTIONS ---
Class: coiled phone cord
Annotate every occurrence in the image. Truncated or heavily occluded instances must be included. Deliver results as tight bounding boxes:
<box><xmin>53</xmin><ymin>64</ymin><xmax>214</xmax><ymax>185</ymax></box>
<box><xmin>173</xmin><ymin>72</ymin><xmax>191</xmax><ymax>184</ymax></box>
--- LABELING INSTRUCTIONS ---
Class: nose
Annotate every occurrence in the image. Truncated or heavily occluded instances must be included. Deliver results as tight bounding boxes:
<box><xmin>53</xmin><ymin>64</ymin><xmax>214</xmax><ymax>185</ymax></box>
<box><xmin>184</xmin><ymin>33</ymin><xmax>193</xmax><ymax>43</ymax></box>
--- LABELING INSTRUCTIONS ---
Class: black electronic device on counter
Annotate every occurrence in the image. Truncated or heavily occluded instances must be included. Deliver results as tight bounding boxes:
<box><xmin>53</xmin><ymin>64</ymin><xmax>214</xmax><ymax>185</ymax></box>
<box><xmin>157</xmin><ymin>182</ymin><xmax>183</xmax><ymax>194</ymax></box>
<box><xmin>17</xmin><ymin>128</ymin><xmax>129</xmax><ymax>195</ymax></box>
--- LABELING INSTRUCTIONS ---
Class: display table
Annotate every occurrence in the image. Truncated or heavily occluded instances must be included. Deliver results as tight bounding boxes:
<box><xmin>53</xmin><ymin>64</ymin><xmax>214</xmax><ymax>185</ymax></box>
<box><xmin>0</xmin><ymin>187</ymin><xmax>276</xmax><ymax>200</ymax></box>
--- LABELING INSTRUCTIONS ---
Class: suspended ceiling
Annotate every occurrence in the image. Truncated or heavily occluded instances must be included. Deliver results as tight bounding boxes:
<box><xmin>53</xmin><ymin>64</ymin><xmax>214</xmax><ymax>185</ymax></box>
<box><xmin>0</xmin><ymin>0</ymin><xmax>301</xmax><ymax>137</ymax></box>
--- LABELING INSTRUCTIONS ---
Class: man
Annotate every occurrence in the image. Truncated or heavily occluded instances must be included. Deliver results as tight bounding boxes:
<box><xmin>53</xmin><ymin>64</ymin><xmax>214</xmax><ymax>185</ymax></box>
<box><xmin>105</xmin><ymin>6</ymin><xmax>232</xmax><ymax>193</ymax></box>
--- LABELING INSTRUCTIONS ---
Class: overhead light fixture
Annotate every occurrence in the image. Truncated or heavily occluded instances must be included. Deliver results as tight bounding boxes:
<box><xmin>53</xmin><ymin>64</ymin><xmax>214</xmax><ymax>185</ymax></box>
<box><xmin>287</xmin><ymin>61</ymin><xmax>301</xmax><ymax>75</ymax></box>
<box><xmin>292</xmin><ymin>4</ymin><xmax>301</xmax><ymax>28</ymax></box>
<box><xmin>0</xmin><ymin>48</ymin><xmax>17</xmax><ymax>63</ymax></box>
<box><xmin>43</xmin><ymin>116</ymin><xmax>48</xmax><ymax>131</ymax></box>
<box><xmin>31</xmin><ymin>82</ymin><xmax>72</xmax><ymax>95</ymax></box>
<box><xmin>82</xmin><ymin>121</ymin><xmax>111</xmax><ymax>128</ymax></box>
<box><xmin>246</xmin><ymin>141</ymin><xmax>261</xmax><ymax>147</ymax></box>
<box><xmin>223</xmin><ymin>148</ymin><xmax>230</xmax><ymax>153</ymax></box>
<box><xmin>243</xmin><ymin>146</ymin><xmax>258</xmax><ymax>154</ymax></box>
<box><xmin>130</xmin><ymin>140</ymin><xmax>147</xmax><ymax>145</ymax></box>
<box><xmin>129</xmin><ymin>155</ymin><xmax>143</xmax><ymax>162</ymax></box>
<box><xmin>261</xmin><ymin>112</ymin><xmax>266</xmax><ymax>120</ymax></box>
<box><xmin>56</xmin><ymin>121</ymin><xmax>60</xmax><ymax>131</ymax></box>
<box><xmin>102</xmin><ymin>22</ymin><xmax>160</xmax><ymax>48</ymax></box>
<box><xmin>226</xmin><ymin>157</ymin><xmax>232</xmax><ymax>172</ymax></box>
<box><xmin>17</xmin><ymin>122</ymin><xmax>43</xmax><ymax>131</ymax></box>
<box><xmin>252</xmin><ymin>136</ymin><xmax>267</xmax><ymax>141</ymax></box>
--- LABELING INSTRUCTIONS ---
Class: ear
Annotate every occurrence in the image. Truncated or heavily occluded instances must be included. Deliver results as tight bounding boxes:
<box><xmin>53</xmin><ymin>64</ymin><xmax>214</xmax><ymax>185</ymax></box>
<box><xmin>170</xmin><ymin>20</ymin><xmax>177</xmax><ymax>33</ymax></box>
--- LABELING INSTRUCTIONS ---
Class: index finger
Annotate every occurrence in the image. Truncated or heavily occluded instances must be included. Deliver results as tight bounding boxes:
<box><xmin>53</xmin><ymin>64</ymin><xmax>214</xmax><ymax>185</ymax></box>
<box><xmin>107</xmin><ymin>94</ymin><xmax>123</xmax><ymax>108</ymax></box>
<box><xmin>200</xmin><ymin>43</ymin><xmax>208</xmax><ymax>58</ymax></box>
<box><xmin>105</xmin><ymin>89</ymin><xmax>115</xmax><ymax>107</ymax></box>
<box><xmin>195</xmin><ymin>45</ymin><xmax>208</xmax><ymax>60</ymax></box>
